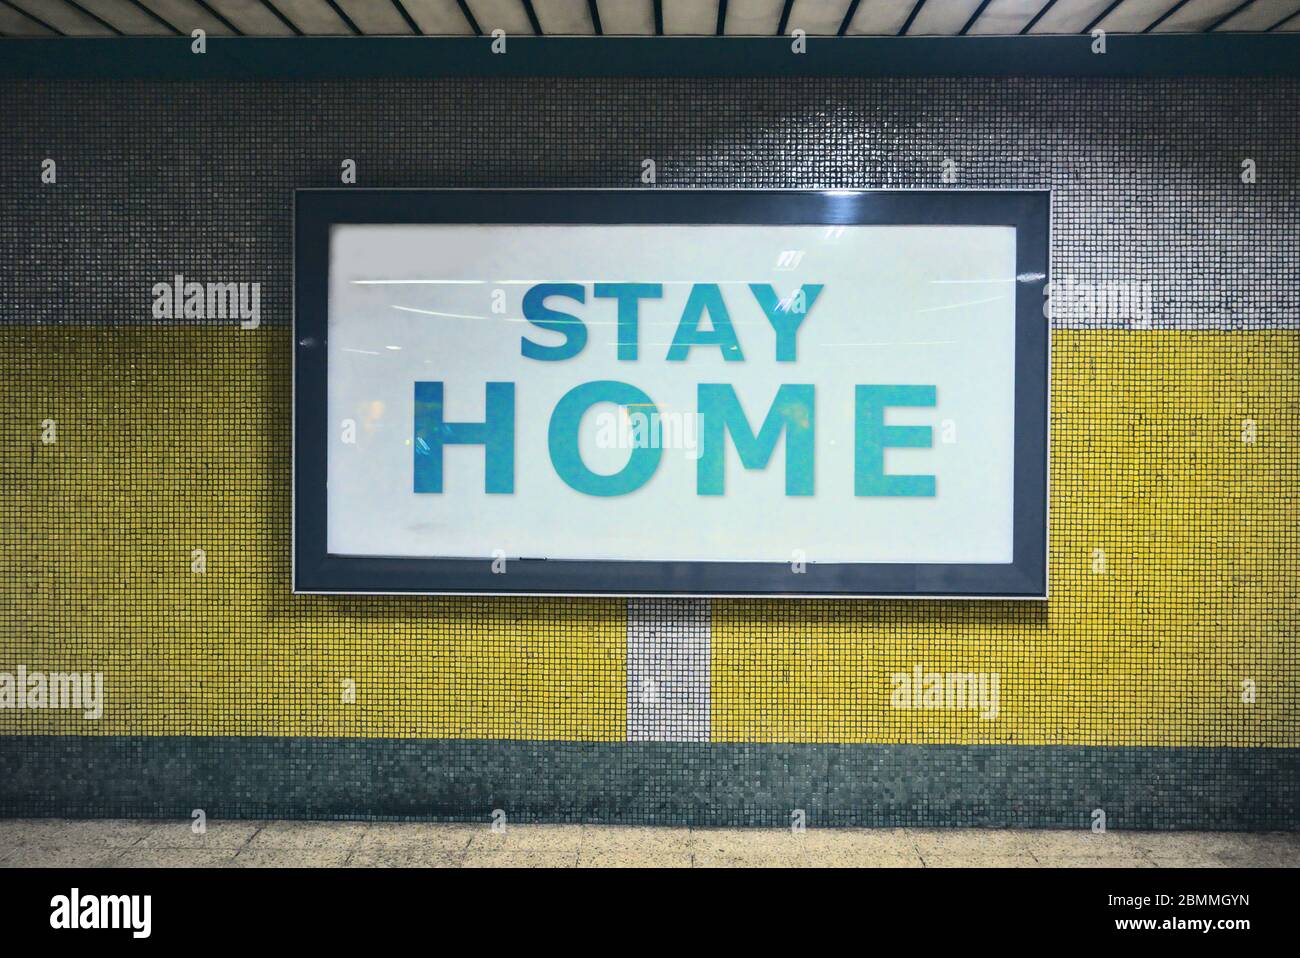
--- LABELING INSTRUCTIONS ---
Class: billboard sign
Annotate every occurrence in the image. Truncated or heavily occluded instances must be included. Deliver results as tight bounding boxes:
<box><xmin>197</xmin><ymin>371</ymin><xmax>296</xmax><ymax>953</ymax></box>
<box><xmin>294</xmin><ymin>190</ymin><xmax>1048</xmax><ymax>597</ymax></box>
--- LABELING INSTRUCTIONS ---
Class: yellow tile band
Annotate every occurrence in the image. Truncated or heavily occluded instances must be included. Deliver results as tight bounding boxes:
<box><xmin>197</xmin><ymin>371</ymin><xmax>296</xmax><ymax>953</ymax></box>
<box><xmin>0</xmin><ymin>326</ymin><xmax>625</xmax><ymax>741</ymax></box>
<box><xmin>714</xmin><ymin>330</ymin><xmax>1299</xmax><ymax>747</ymax></box>
<box><xmin>1</xmin><ymin>327</ymin><xmax>1295</xmax><ymax>747</ymax></box>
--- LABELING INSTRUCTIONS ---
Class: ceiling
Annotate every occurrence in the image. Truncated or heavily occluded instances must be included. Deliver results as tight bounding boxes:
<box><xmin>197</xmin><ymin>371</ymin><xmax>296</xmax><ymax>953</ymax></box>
<box><xmin>0</xmin><ymin>0</ymin><xmax>1297</xmax><ymax>38</ymax></box>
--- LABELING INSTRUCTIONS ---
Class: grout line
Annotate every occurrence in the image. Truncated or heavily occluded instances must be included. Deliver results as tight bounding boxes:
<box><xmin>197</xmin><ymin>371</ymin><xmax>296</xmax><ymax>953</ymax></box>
<box><xmin>230</xmin><ymin>824</ymin><xmax>263</xmax><ymax>861</ymax></box>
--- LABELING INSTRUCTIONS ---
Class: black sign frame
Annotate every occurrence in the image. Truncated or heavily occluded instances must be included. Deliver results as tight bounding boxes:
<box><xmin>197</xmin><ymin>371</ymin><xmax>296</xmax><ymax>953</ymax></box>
<box><xmin>294</xmin><ymin>189</ymin><xmax>1049</xmax><ymax>598</ymax></box>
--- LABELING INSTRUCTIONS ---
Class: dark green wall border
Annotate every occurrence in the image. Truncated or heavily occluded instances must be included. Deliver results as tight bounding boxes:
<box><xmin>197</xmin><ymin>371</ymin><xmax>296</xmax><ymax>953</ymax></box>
<box><xmin>2</xmin><ymin>737</ymin><xmax>1296</xmax><ymax>829</ymax></box>
<box><xmin>0</xmin><ymin>35</ymin><xmax>1298</xmax><ymax>80</ymax></box>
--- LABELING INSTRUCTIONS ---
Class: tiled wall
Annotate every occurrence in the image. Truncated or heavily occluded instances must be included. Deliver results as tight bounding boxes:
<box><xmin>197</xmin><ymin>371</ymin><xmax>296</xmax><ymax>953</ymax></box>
<box><xmin>0</xmin><ymin>77</ymin><xmax>1296</xmax><ymax>826</ymax></box>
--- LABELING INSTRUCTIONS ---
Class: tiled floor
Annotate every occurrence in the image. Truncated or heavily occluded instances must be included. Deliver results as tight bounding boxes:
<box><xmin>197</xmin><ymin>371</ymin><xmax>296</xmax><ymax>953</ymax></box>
<box><xmin>0</xmin><ymin>820</ymin><xmax>1297</xmax><ymax>867</ymax></box>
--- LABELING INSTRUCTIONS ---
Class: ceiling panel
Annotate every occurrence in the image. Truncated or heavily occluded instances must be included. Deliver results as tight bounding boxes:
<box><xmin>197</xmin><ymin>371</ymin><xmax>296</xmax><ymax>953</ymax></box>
<box><xmin>2</xmin><ymin>0</ymin><xmax>1293</xmax><ymax>36</ymax></box>
<box><xmin>664</xmin><ymin>0</ymin><xmax>716</xmax><ymax>34</ymax></box>
<box><xmin>1094</xmin><ymin>0</ymin><xmax>1182</xmax><ymax>32</ymax></box>
<box><xmin>133</xmin><ymin>0</ymin><xmax>237</xmax><ymax>34</ymax></box>
<box><xmin>534</xmin><ymin>0</ymin><xmax>594</xmax><ymax>33</ymax></box>
<box><xmin>8</xmin><ymin>0</ymin><xmax>118</xmax><ymax>34</ymax></box>
<box><xmin>205</xmin><ymin>0</ymin><xmax>297</xmax><ymax>35</ymax></box>
<box><xmin>909</xmin><ymin>0</ymin><xmax>986</xmax><ymax>34</ymax></box>
<box><xmin>73</xmin><ymin>0</ymin><xmax>177</xmax><ymax>33</ymax></box>
<box><xmin>787</xmin><ymin>0</ymin><xmax>852</xmax><ymax>34</ymax></box>
<box><xmin>845</xmin><ymin>0</ymin><xmax>915</xmax><ymax>35</ymax></box>
<box><xmin>402</xmin><ymin>0</ymin><xmax>475</xmax><ymax>33</ymax></box>
<box><xmin>967</xmin><ymin>0</ymin><xmax>1049</xmax><ymax>34</ymax></box>
<box><xmin>722</xmin><ymin>0</ymin><xmax>783</xmax><ymax>35</ymax></box>
<box><xmin>1215</xmin><ymin>0</ymin><xmax>1300</xmax><ymax>29</ymax></box>
<box><xmin>464</xmin><ymin>0</ymin><xmax>533</xmax><ymax>33</ymax></box>
<box><xmin>596</xmin><ymin>0</ymin><xmax>653</xmax><ymax>34</ymax></box>
<box><xmin>334</xmin><ymin>0</ymin><xmax>414</xmax><ymax>33</ymax></box>
<box><xmin>1150</xmin><ymin>0</ymin><xmax>1245</xmax><ymax>31</ymax></box>
<box><xmin>268</xmin><ymin>0</ymin><xmax>350</xmax><ymax>34</ymax></box>
<box><xmin>0</xmin><ymin>2</ymin><xmax>57</xmax><ymax>33</ymax></box>
<box><xmin>1027</xmin><ymin>0</ymin><xmax>1117</xmax><ymax>31</ymax></box>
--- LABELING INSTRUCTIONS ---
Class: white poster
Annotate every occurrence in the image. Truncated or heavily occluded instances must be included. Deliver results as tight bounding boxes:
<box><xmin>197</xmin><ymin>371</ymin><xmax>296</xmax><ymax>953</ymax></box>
<box><xmin>325</xmin><ymin>222</ymin><xmax>1017</xmax><ymax>564</ymax></box>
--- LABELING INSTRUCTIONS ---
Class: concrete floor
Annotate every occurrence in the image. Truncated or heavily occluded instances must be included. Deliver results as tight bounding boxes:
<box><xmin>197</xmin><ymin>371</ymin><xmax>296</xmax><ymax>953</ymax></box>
<box><xmin>1</xmin><ymin>820</ymin><xmax>1297</xmax><ymax>867</ymax></box>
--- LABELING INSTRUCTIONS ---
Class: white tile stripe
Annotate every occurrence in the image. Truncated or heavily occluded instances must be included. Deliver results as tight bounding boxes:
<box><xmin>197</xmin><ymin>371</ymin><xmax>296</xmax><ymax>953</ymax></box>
<box><xmin>626</xmin><ymin>598</ymin><xmax>711</xmax><ymax>742</ymax></box>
